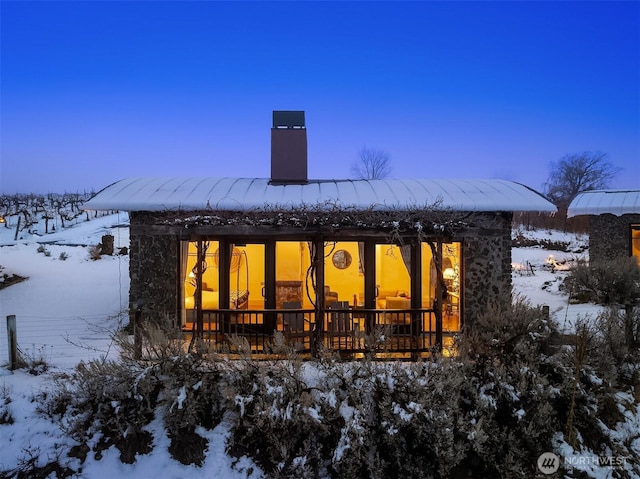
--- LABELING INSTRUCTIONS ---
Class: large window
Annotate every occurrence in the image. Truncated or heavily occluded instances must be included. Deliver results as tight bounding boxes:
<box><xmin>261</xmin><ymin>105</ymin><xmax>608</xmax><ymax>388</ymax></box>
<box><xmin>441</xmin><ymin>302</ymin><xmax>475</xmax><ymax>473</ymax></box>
<box><xmin>181</xmin><ymin>240</ymin><xmax>263</xmax><ymax>327</ymax></box>
<box><xmin>180</xmin><ymin>237</ymin><xmax>462</xmax><ymax>334</ymax></box>
<box><xmin>275</xmin><ymin>241</ymin><xmax>311</xmax><ymax>308</ymax></box>
<box><xmin>421</xmin><ymin>241</ymin><xmax>461</xmax><ymax>332</ymax></box>
<box><xmin>375</xmin><ymin>244</ymin><xmax>411</xmax><ymax>309</ymax></box>
<box><xmin>324</xmin><ymin>241</ymin><xmax>364</xmax><ymax>308</ymax></box>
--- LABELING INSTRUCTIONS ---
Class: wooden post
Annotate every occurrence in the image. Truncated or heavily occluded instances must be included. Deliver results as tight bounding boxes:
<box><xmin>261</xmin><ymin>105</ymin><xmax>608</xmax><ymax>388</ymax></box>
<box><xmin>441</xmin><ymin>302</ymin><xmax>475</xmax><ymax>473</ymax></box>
<box><xmin>6</xmin><ymin>315</ymin><xmax>17</xmax><ymax>370</ymax></box>
<box><xmin>434</xmin><ymin>241</ymin><xmax>444</xmax><ymax>352</ymax></box>
<box><xmin>14</xmin><ymin>217</ymin><xmax>21</xmax><ymax>241</ymax></box>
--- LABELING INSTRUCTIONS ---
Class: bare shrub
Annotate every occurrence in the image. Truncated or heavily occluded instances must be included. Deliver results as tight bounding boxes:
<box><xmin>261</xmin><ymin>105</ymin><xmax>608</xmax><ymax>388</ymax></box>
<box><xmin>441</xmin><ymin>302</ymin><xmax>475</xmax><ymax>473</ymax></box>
<box><xmin>461</xmin><ymin>294</ymin><xmax>556</xmax><ymax>366</ymax></box>
<box><xmin>6</xmin><ymin>445</ymin><xmax>76</xmax><ymax>479</ymax></box>
<box><xmin>88</xmin><ymin>244</ymin><xmax>102</xmax><ymax>260</ymax></box>
<box><xmin>0</xmin><ymin>383</ymin><xmax>14</xmax><ymax>425</ymax></box>
<box><xmin>19</xmin><ymin>344</ymin><xmax>51</xmax><ymax>375</ymax></box>
<box><xmin>564</xmin><ymin>257</ymin><xmax>640</xmax><ymax>306</ymax></box>
<box><xmin>564</xmin><ymin>257</ymin><xmax>640</xmax><ymax>352</ymax></box>
<box><xmin>41</xmin><ymin>359</ymin><xmax>160</xmax><ymax>464</ymax></box>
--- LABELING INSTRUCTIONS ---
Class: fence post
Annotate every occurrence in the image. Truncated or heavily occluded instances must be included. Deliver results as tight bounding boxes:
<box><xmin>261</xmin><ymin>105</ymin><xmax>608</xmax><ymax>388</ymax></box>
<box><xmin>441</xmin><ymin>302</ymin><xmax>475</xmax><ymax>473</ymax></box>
<box><xmin>14</xmin><ymin>217</ymin><xmax>21</xmax><ymax>241</ymax></box>
<box><xmin>6</xmin><ymin>315</ymin><xmax>17</xmax><ymax>370</ymax></box>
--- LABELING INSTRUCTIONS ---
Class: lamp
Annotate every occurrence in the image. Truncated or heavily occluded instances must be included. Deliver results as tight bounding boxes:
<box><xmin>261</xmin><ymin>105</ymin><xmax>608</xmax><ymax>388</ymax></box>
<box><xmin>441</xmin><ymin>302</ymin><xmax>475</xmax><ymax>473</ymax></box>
<box><xmin>443</xmin><ymin>268</ymin><xmax>456</xmax><ymax>280</ymax></box>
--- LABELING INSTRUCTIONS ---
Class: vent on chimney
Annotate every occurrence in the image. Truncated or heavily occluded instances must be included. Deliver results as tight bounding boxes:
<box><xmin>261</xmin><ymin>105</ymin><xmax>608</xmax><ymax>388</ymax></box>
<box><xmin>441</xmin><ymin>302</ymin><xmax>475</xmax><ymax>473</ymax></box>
<box><xmin>271</xmin><ymin>110</ymin><xmax>307</xmax><ymax>184</ymax></box>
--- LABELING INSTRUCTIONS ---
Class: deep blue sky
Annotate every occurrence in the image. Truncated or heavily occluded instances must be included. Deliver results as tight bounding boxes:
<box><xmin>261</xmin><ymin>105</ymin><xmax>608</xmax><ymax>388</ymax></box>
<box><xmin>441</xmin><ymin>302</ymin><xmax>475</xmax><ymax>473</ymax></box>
<box><xmin>1</xmin><ymin>1</ymin><xmax>638</xmax><ymax>194</ymax></box>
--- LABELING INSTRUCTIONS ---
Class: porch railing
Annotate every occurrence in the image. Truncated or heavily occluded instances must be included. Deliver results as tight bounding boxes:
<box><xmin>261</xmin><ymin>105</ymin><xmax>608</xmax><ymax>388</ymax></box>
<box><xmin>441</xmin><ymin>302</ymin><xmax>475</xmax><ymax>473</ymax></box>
<box><xmin>183</xmin><ymin>307</ymin><xmax>459</xmax><ymax>358</ymax></box>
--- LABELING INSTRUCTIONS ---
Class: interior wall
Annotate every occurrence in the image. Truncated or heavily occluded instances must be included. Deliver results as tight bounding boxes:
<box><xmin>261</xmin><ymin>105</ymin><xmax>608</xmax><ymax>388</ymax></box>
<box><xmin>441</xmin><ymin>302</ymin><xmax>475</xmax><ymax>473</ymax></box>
<box><xmin>243</xmin><ymin>244</ymin><xmax>265</xmax><ymax>308</ymax></box>
<box><xmin>375</xmin><ymin>244</ymin><xmax>410</xmax><ymax>295</ymax></box>
<box><xmin>324</xmin><ymin>241</ymin><xmax>362</xmax><ymax>305</ymax></box>
<box><xmin>421</xmin><ymin>243</ymin><xmax>435</xmax><ymax>307</ymax></box>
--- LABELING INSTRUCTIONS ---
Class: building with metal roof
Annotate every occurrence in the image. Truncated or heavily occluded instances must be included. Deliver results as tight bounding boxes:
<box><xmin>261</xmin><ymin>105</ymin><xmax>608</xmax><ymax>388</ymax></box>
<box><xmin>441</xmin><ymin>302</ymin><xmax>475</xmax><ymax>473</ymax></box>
<box><xmin>568</xmin><ymin>189</ymin><xmax>640</xmax><ymax>264</ymax></box>
<box><xmin>84</xmin><ymin>111</ymin><xmax>557</xmax><ymax>359</ymax></box>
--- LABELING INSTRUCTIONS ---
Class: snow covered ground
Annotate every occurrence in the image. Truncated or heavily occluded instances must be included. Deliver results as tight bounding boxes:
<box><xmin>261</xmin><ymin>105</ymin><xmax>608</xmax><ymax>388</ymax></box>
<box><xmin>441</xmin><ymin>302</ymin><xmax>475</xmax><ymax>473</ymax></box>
<box><xmin>510</xmin><ymin>227</ymin><xmax>604</xmax><ymax>331</ymax></box>
<box><xmin>0</xmin><ymin>213</ymin><xmax>261</xmax><ymax>478</ymax></box>
<box><xmin>0</xmin><ymin>214</ymin><xmax>629</xmax><ymax>478</ymax></box>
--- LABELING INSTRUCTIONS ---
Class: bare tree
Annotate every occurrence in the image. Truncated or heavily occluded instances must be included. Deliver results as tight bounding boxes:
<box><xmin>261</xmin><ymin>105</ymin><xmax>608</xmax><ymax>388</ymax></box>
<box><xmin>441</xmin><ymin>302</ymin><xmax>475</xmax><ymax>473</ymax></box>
<box><xmin>543</xmin><ymin>151</ymin><xmax>620</xmax><ymax>211</ymax></box>
<box><xmin>350</xmin><ymin>147</ymin><xmax>392</xmax><ymax>180</ymax></box>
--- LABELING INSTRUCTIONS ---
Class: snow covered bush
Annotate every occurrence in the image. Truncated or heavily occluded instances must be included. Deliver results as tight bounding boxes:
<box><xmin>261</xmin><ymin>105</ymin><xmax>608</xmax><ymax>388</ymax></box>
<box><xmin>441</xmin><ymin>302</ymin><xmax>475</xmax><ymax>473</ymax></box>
<box><xmin>42</xmin><ymin>360</ymin><xmax>160</xmax><ymax>464</ymax></box>
<box><xmin>327</xmin><ymin>360</ymin><xmax>469</xmax><ymax>479</ymax></box>
<box><xmin>26</xmin><ymin>297</ymin><xmax>638</xmax><ymax>478</ymax></box>
<box><xmin>225</xmin><ymin>358</ymin><xmax>342</xmax><ymax>478</ymax></box>
<box><xmin>454</xmin><ymin>296</ymin><xmax>562</xmax><ymax>476</ymax></box>
<box><xmin>161</xmin><ymin>354</ymin><xmax>226</xmax><ymax>466</ymax></box>
<box><xmin>460</xmin><ymin>295</ymin><xmax>640</xmax><ymax>478</ymax></box>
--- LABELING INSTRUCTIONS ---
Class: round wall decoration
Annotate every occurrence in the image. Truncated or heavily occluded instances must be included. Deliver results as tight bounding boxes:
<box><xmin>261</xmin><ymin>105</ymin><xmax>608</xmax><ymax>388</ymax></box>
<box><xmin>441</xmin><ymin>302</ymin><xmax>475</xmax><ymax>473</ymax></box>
<box><xmin>332</xmin><ymin>249</ymin><xmax>352</xmax><ymax>269</ymax></box>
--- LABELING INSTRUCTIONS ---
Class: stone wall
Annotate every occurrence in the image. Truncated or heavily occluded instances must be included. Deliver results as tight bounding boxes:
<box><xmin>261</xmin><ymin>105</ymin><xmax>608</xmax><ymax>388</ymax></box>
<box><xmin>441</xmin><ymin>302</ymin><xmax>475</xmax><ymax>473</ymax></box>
<box><xmin>462</xmin><ymin>212</ymin><xmax>513</xmax><ymax>328</ymax></box>
<box><xmin>590</xmin><ymin>213</ymin><xmax>640</xmax><ymax>263</ymax></box>
<box><xmin>129</xmin><ymin>222</ymin><xmax>179</xmax><ymax>327</ymax></box>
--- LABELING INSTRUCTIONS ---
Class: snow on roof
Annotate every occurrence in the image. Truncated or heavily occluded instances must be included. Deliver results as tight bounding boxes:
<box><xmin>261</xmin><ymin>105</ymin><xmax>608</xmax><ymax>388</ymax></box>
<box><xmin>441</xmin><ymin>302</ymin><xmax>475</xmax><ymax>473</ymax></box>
<box><xmin>567</xmin><ymin>189</ymin><xmax>640</xmax><ymax>217</ymax></box>
<box><xmin>83</xmin><ymin>177</ymin><xmax>557</xmax><ymax>213</ymax></box>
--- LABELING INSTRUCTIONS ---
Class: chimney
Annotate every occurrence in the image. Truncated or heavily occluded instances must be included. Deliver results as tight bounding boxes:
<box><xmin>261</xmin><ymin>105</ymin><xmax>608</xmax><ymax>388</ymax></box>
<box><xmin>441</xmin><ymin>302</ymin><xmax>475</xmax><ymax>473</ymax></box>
<box><xmin>270</xmin><ymin>110</ymin><xmax>307</xmax><ymax>184</ymax></box>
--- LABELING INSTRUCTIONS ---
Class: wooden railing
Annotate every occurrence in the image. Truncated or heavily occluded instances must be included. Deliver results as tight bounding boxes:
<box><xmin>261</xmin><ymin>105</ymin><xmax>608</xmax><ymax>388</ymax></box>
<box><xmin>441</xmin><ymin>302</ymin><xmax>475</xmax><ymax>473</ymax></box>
<box><xmin>183</xmin><ymin>307</ymin><xmax>459</xmax><ymax>358</ymax></box>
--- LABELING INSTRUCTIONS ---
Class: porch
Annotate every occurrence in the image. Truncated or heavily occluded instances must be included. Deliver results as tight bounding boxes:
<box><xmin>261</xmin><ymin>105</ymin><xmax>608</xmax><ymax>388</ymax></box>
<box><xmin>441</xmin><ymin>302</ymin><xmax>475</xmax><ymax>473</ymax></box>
<box><xmin>182</xmin><ymin>305</ymin><xmax>460</xmax><ymax>358</ymax></box>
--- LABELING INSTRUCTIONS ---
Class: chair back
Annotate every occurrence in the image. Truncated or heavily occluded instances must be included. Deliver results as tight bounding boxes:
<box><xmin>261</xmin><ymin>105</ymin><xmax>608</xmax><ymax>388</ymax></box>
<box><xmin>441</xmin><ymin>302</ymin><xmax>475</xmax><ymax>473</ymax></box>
<box><xmin>329</xmin><ymin>301</ymin><xmax>351</xmax><ymax>332</ymax></box>
<box><xmin>283</xmin><ymin>301</ymin><xmax>304</xmax><ymax>331</ymax></box>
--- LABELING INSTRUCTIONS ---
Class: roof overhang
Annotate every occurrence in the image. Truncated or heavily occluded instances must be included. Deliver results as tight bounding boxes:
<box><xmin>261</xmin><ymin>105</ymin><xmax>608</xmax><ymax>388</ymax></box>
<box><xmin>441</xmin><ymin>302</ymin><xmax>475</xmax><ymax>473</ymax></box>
<box><xmin>568</xmin><ymin>189</ymin><xmax>640</xmax><ymax>217</ymax></box>
<box><xmin>82</xmin><ymin>177</ymin><xmax>557</xmax><ymax>214</ymax></box>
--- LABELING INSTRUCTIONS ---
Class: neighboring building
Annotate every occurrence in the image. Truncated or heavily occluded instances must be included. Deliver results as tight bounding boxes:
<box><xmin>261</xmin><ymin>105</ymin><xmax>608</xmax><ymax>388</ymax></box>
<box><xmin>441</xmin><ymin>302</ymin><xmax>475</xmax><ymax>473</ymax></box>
<box><xmin>568</xmin><ymin>189</ymin><xmax>640</xmax><ymax>264</ymax></box>
<box><xmin>83</xmin><ymin>111</ymin><xmax>556</xmax><ymax>358</ymax></box>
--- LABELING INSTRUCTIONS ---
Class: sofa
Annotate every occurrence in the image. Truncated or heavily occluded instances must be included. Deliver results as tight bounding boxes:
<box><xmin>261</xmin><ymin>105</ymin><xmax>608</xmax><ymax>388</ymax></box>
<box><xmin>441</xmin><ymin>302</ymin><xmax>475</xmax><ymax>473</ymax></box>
<box><xmin>376</xmin><ymin>288</ymin><xmax>409</xmax><ymax>310</ymax></box>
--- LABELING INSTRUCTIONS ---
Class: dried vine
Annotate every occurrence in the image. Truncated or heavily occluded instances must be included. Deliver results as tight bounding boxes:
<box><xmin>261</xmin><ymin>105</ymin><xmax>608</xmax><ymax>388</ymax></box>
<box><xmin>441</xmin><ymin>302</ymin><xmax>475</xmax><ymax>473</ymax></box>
<box><xmin>133</xmin><ymin>199</ymin><xmax>489</xmax><ymax>243</ymax></box>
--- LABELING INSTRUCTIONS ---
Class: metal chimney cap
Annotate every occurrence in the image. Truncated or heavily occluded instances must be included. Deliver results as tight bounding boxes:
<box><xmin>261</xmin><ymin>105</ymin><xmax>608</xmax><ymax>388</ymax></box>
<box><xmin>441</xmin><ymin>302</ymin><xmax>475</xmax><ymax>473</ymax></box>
<box><xmin>273</xmin><ymin>110</ymin><xmax>305</xmax><ymax>129</ymax></box>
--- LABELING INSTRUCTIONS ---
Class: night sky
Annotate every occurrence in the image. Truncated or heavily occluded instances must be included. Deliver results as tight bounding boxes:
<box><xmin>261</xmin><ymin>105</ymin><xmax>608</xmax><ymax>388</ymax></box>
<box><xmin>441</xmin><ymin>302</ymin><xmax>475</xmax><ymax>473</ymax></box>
<box><xmin>1</xmin><ymin>1</ymin><xmax>638</xmax><ymax>194</ymax></box>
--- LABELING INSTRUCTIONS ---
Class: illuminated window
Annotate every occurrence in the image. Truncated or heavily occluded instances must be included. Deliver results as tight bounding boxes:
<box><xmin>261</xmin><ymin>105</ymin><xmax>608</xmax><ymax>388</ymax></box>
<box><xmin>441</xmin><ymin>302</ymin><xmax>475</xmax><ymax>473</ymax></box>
<box><xmin>632</xmin><ymin>224</ymin><xmax>640</xmax><ymax>264</ymax></box>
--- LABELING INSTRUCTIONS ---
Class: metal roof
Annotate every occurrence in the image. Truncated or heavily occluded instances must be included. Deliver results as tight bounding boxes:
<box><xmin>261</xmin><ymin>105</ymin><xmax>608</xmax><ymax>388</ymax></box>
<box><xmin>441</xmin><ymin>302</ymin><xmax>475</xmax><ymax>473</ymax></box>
<box><xmin>83</xmin><ymin>177</ymin><xmax>557</xmax><ymax>213</ymax></box>
<box><xmin>567</xmin><ymin>189</ymin><xmax>640</xmax><ymax>217</ymax></box>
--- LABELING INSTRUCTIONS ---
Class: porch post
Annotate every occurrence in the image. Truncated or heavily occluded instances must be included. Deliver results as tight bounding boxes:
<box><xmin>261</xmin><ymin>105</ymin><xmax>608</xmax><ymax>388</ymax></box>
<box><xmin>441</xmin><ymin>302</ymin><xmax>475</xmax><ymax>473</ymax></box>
<box><xmin>264</xmin><ymin>240</ymin><xmax>277</xmax><ymax>333</ymax></box>
<box><xmin>434</xmin><ymin>240</ymin><xmax>444</xmax><ymax>351</ymax></box>
<box><xmin>195</xmin><ymin>238</ymin><xmax>204</xmax><ymax>339</ymax></box>
<box><xmin>218</xmin><ymin>240</ymin><xmax>231</xmax><ymax>335</ymax></box>
<box><xmin>313</xmin><ymin>237</ymin><xmax>324</xmax><ymax>357</ymax></box>
<box><xmin>364</xmin><ymin>240</ymin><xmax>376</xmax><ymax>334</ymax></box>
<box><xmin>410</xmin><ymin>240</ymin><xmax>422</xmax><ymax>341</ymax></box>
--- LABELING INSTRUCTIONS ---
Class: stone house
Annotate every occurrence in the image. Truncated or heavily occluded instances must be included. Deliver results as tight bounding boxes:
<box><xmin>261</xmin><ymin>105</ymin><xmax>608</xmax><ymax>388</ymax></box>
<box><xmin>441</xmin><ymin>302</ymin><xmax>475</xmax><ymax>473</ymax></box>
<box><xmin>84</xmin><ymin>111</ymin><xmax>556</xmax><ymax>358</ymax></box>
<box><xmin>568</xmin><ymin>189</ymin><xmax>640</xmax><ymax>264</ymax></box>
